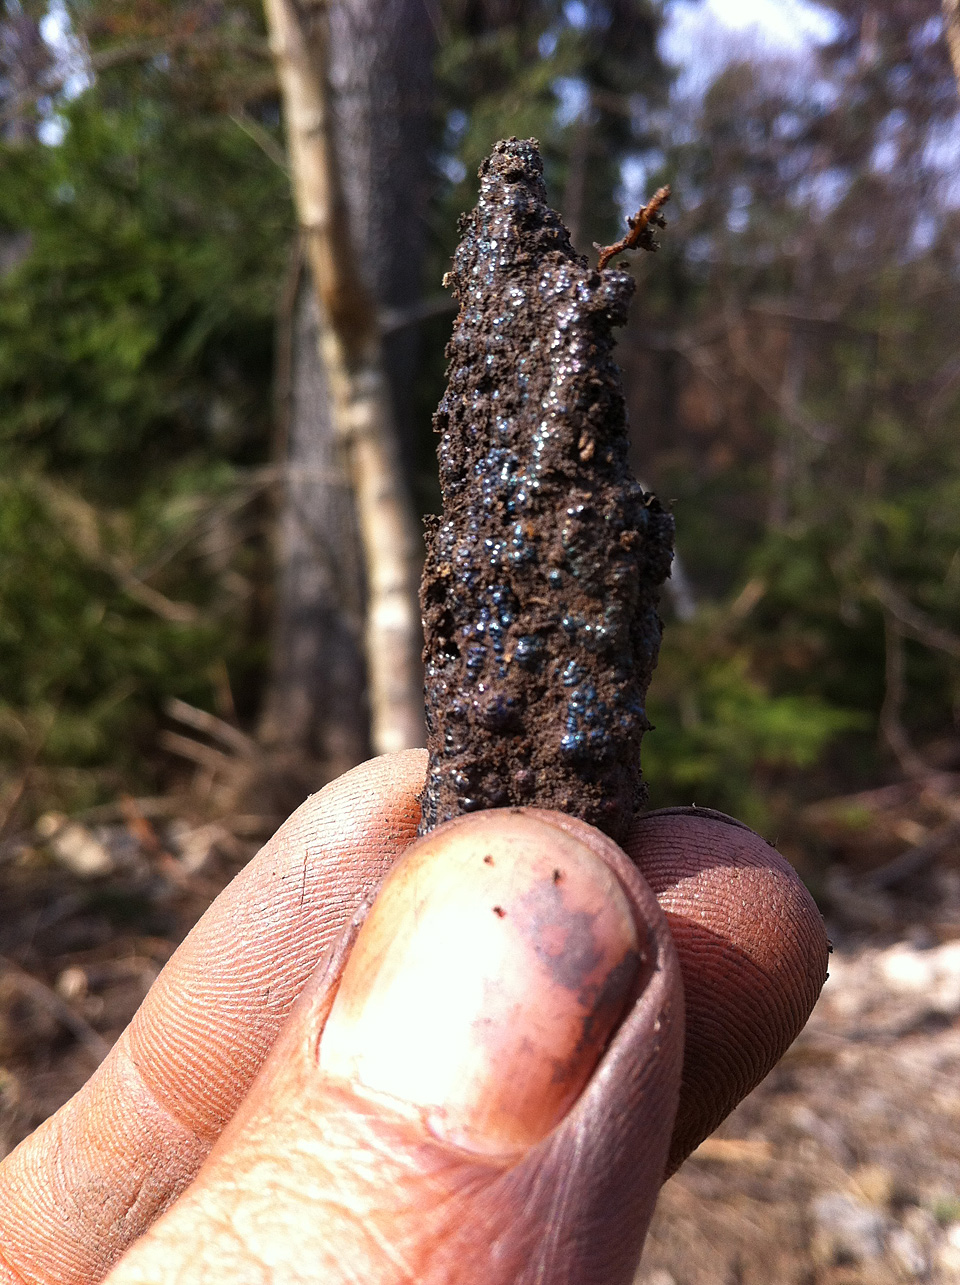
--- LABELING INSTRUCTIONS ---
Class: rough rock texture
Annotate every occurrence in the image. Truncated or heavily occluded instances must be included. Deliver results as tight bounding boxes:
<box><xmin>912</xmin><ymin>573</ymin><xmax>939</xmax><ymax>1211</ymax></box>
<box><xmin>418</xmin><ymin>138</ymin><xmax>674</xmax><ymax>844</ymax></box>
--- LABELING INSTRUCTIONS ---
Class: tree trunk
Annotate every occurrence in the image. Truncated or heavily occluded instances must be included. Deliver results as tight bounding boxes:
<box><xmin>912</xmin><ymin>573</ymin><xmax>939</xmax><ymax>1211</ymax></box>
<box><xmin>946</xmin><ymin>0</ymin><xmax>960</xmax><ymax>92</ymax></box>
<box><xmin>258</xmin><ymin>280</ymin><xmax>369</xmax><ymax>780</ymax></box>
<box><xmin>261</xmin><ymin>0</ymin><xmax>432</xmax><ymax>767</ymax></box>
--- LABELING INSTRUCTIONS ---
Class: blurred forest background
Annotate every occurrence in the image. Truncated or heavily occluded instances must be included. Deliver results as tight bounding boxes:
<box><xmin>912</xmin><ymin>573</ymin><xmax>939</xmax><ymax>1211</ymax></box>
<box><xmin>2</xmin><ymin>0</ymin><xmax>959</xmax><ymax>842</ymax></box>
<box><xmin>2</xmin><ymin>1</ymin><xmax>960</xmax><ymax>1280</ymax></box>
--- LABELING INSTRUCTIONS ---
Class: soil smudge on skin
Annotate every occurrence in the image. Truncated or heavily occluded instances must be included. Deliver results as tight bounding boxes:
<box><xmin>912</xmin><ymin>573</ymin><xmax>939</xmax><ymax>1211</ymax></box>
<box><xmin>419</xmin><ymin>138</ymin><xmax>674</xmax><ymax>844</ymax></box>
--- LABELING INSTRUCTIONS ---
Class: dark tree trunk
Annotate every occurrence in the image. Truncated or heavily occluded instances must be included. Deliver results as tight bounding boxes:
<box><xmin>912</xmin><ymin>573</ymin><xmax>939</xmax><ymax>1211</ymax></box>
<box><xmin>328</xmin><ymin>0</ymin><xmax>434</xmax><ymax>474</ymax></box>
<box><xmin>259</xmin><ymin>282</ymin><xmax>369</xmax><ymax>780</ymax></box>
<box><xmin>259</xmin><ymin>0</ymin><xmax>433</xmax><ymax>777</ymax></box>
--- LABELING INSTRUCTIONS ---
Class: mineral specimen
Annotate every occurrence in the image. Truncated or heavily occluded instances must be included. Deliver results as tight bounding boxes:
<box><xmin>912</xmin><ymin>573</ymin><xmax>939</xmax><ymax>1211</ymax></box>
<box><xmin>418</xmin><ymin>138</ymin><xmax>674</xmax><ymax>846</ymax></box>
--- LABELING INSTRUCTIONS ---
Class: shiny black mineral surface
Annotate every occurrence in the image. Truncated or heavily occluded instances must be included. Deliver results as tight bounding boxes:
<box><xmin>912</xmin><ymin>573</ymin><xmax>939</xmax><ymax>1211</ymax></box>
<box><xmin>418</xmin><ymin>138</ymin><xmax>674</xmax><ymax>845</ymax></box>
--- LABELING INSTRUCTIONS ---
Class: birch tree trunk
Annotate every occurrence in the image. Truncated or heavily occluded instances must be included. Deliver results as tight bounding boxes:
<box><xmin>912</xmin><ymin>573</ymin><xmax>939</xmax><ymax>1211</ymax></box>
<box><xmin>261</xmin><ymin>0</ymin><xmax>431</xmax><ymax>760</ymax></box>
<box><xmin>946</xmin><ymin>0</ymin><xmax>960</xmax><ymax>92</ymax></box>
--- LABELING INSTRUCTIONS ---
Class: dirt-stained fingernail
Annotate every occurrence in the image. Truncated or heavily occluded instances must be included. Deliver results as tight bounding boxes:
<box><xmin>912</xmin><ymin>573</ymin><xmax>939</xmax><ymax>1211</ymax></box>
<box><xmin>317</xmin><ymin>811</ymin><xmax>647</xmax><ymax>1157</ymax></box>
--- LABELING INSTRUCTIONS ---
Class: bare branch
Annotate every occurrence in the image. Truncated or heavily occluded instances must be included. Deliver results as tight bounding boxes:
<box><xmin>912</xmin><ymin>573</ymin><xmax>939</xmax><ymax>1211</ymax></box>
<box><xmin>861</xmin><ymin>816</ymin><xmax>960</xmax><ymax>890</ymax></box>
<box><xmin>24</xmin><ymin>475</ymin><xmax>202</xmax><ymax>623</ymax></box>
<box><xmin>0</xmin><ymin>956</ymin><xmax>111</xmax><ymax>1065</ymax></box>
<box><xmin>870</xmin><ymin>578</ymin><xmax>960</xmax><ymax>660</ymax></box>
<box><xmin>165</xmin><ymin>698</ymin><xmax>258</xmax><ymax>759</ymax></box>
<box><xmin>229</xmin><ymin>109</ymin><xmax>289</xmax><ymax>173</ymax></box>
<box><xmin>876</xmin><ymin>617</ymin><xmax>960</xmax><ymax>827</ymax></box>
<box><xmin>879</xmin><ymin>611</ymin><xmax>931</xmax><ymax>781</ymax></box>
<box><xmin>108</xmin><ymin>565</ymin><xmax>200</xmax><ymax>624</ymax></box>
<box><xmin>379</xmin><ymin>294</ymin><xmax>457</xmax><ymax>337</ymax></box>
<box><xmin>727</xmin><ymin>319</ymin><xmax>834</xmax><ymax>445</ymax></box>
<box><xmin>158</xmin><ymin>730</ymin><xmax>236</xmax><ymax>773</ymax></box>
<box><xmin>595</xmin><ymin>186</ymin><xmax>671</xmax><ymax>270</ymax></box>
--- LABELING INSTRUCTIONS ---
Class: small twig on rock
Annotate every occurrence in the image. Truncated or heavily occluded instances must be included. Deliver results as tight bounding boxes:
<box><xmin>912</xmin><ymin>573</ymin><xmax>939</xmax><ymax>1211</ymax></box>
<box><xmin>595</xmin><ymin>186</ymin><xmax>671</xmax><ymax>271</ymax></box>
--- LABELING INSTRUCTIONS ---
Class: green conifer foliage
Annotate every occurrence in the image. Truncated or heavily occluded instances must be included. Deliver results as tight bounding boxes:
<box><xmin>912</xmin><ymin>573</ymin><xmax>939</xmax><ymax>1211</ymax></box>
<box><xmin>0</xmin><ymin>40</ymin><xmax>290</xmax><ymax>803</ymax></box>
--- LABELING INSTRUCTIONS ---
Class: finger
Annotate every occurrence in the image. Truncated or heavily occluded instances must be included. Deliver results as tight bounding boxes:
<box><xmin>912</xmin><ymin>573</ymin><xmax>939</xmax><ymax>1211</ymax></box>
<box><xmin>104</xmin><ymin>811</ymin><xmax>684</xmax><ymax>1285</ymax></box>
<box><xmin>0</xmin><ymin>750</ymin><xmax>427</xmax><ymax>1285</ymax></box>
<box><xmin>624</xmin><ymin>806</ymin><xmax>829</xmax><ymax>1173</ymax></box>
<box><xmin>0</xmin><ymin>763</ymin><xmax>828</xmax><ymax>1285</ymax></box>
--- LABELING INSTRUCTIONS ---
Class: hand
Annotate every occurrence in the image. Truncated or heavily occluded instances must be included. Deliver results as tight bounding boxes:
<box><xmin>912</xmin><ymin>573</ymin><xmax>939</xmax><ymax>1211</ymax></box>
<box><xmin>0</xmin><ymin>750</ymin><xmax>828</xmax><ymax>1284</ymax></box>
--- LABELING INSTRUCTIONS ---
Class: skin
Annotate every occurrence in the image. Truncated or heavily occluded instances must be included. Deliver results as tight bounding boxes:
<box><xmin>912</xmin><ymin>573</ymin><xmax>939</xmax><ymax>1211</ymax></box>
<box><xmin>0</xmin><ymin>750</ymin><xmax>829</xmax><ymax>1285</ymax></box>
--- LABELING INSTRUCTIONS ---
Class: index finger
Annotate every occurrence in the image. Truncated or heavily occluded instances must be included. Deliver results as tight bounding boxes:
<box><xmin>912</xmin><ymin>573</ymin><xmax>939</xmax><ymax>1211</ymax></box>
<box><xmin>0</xmin><ymin>750</ymin><xmax>427</xmax><ymax>1285</ymax></box>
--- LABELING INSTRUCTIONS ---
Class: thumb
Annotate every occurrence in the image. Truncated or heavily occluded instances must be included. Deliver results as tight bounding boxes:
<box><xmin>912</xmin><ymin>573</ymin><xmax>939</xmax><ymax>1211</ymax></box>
<box><xmin>105</xmin><ymin>811</ymin><xmax>684</xmax><ymax>1285</ymax></box>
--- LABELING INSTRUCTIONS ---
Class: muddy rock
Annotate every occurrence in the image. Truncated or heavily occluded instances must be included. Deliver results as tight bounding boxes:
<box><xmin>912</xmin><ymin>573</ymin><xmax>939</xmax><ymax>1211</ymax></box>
<box><xmin>419</xmin><ymin>138</ymin><xmax>674</xmax><ymax>844</ymax></box>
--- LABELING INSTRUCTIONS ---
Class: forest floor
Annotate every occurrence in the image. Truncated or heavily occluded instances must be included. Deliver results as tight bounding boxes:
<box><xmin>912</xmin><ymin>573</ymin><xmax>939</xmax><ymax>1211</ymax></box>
<box><xmin>2</xmin><ymin>776</ymin><xmax>960</xmax><ymax>1284</ymax></box>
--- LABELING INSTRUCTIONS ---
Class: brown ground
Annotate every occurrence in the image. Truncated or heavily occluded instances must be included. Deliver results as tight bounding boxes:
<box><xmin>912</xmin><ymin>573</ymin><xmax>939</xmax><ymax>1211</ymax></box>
<box><xmin>2</xmin><ymin>782</ymin><xmax>960</xmax><ymax>1283</ymax></box>
<box><xmin>641</xmin><ymin>926</ymin><xmax>960</xmax><ymax>1284</ymax></box>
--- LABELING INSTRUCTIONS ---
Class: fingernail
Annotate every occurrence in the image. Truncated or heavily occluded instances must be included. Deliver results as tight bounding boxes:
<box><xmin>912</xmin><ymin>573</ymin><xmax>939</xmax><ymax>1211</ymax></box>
<box><xmin>317</xmin><ymin>811</ymin><xmax>646</xmax><ymax>1157</ymax></box>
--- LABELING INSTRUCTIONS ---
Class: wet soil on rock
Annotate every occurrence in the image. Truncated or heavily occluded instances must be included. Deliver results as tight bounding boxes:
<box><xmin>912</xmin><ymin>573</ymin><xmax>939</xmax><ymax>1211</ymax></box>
<box><xmin>419</xmin><ymin>138</ymin><xmax>674</xmax><ymax>844</ymax></box>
